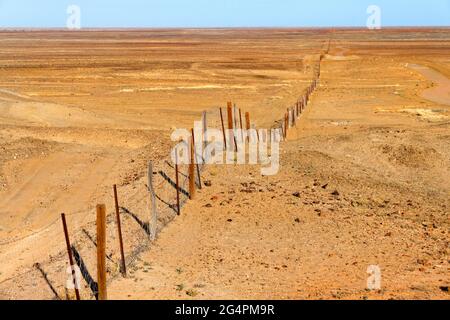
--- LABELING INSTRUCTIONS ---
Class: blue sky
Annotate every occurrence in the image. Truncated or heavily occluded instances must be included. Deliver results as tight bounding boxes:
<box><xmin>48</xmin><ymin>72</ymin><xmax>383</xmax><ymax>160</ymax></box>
<box><xmin>0</xmin><ymin>0</ymin><xmax>449</xmax><ymax>28</ymax></box>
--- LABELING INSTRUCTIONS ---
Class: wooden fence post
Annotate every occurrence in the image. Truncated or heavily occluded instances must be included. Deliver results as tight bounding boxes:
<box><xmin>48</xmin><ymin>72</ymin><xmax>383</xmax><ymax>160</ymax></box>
<box><xmin>113</xmin><ymin>185</ymin><xmax>126</xmax><ymax>277</ymax></box>
<box><xmin>175</xmin><ymin>150</ymin><xmax>181</xmax><ymax>215</ymax></box>
<box><xmin>254</xmin><ymin>124</ymin><xmax>260</xmax><ymax>142</ymax></box>
<box><xmin>191</xmin><ymin>128</ymin><xmax>202</xmax><ymax>189</ymax></box>
<box><xmin>286</xmin><ymin>108</ymin><xmax>290</xmax><ymax>128</ymax></box>
<box><xmin>96</xmin><ymin>204</ymin><xmax>107</xmax><ymax>301</ymax></box>
<box><xmin>245</xmin><ymin>112</ymin><xmax>251</xmax><ymax>131</ymax></box>
<box><xmin>61</xmin><ymin>213</ymin><xmax>81</xmax><ymax>300</ymax></box>
<box><xmin>245</xmin><ymin>112</ymin><xmax>251</xmax><ymax>143</ymax></box>
<box><xmin>202</xmin><ymin>111</ymin><xmax>207</xmax><ymax>149</ymax></box>
<box><xmin>238</xmin><ymin>108</ymin><xmax>244</xmax><ymax>141</ymax></box>
<box><xmin>292</xmin><ymin>108</ymin><xmax>296</xmax><ymax>127</ymax></box>
<box><xmin>189</xmin><ymin>135</ymin><xmax>196</xmax><ymax>200</ymax></box>
<box><xmin>284</xmin><ymin>113</ymin><xmax>289</xmax><ymax>139</ymax></box>
<box><xmin>148</xmin><ymin>161</ymin><xmax>157</xmax><ymax>240</ymax></box>
<box><xmin>219</xmin><ymin>108</ymin><xmax>227</xmax><ymax>150</ymax></box>
<box><xmin>227</xmin><ymin>102</ymin><xmax>234</xmax><ymax>151</ymax></box>
<box><xmin>233</xmin><ymin>104</ymin><xmax>239</xmax><ymax>130</ymax></box>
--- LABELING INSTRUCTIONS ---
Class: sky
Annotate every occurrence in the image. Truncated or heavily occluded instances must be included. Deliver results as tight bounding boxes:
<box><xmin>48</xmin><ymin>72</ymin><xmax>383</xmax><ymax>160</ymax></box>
<box><xmin>0</xmin><ymin>0</ymin><xmax>449</xmax><ymax>28</ymax></box>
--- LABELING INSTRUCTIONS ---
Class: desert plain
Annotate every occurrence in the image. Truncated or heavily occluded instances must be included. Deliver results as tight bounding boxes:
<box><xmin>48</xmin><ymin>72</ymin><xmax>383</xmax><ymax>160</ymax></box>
<box><xmin>0</xmin><ymin>28</ymin><xmax>449</xmax><ymax>300</ymax></box>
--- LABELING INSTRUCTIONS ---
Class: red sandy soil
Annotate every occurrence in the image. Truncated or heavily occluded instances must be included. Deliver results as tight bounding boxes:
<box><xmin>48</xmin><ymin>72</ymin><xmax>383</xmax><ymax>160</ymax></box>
<box><xmin>0</xmin><ymin>28</ymin><xmax>449</xmax><ymax>300</ymax></box>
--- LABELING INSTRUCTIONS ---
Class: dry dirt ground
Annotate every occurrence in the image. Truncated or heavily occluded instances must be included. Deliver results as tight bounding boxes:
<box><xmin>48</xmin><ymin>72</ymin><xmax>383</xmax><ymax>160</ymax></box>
<box><xmin>0</xmin><ymin>28</ymin><xmax>449</xmax><ymax>300</ymax></box>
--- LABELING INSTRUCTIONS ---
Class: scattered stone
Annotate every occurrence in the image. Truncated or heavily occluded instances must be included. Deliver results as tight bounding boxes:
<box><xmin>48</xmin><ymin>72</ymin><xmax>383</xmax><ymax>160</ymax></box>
<box><xmin>204</xmin><ymin>180</ymin><xmax>212</xmax><ymax>187</ymax></box>
<box><xmin>185</xmin><ymin>289</ymin><xmax>198</xmax><ymax>297</ymax></box>
<box><xmin>416</xmin><ymin>259</ymin><xmax>427</xmax><ymax>265</ymax></box>
<box><xmin>227</xmin><ymin>219</ymin><xmax>233</xmax><ymax>222</ymax></box>
<box><xmin>204</xmin><ymin>203</ymin><xmax>212</xmax><ymax>208</ymax></box>
<box><xmin>292</xmin><ymin>192</ymin><xmax>301</xmax><ymax>198</ymax></box>
<box><xmin>294</xmin><ymin>218</ymin><xmax>300</xmax><ymax>223</ymax></box>
<box><xmin>331</xmin><ymin>190</ymin><xmax>340</xmax><ymax>196</ymax></box>
<box><xmin>321</xmin><ymin>183</ymin><xmax>329</xmax><ymax>189</ymax></box>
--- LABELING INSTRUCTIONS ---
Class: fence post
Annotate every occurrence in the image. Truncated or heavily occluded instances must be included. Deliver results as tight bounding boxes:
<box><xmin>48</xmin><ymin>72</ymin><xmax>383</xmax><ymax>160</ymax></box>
<box><xmin>238</xmin><ymin>108</ymin><xmax>244</xmax><ymax>141</ymax></box>
<box><xmin>113</xmin><ymin>185</ymin><xmax>126</xmax><ymax>277</ymax></box>
<box><xmin>219</xmin><ymin>108</ymin><xmax>227</xmax><ymax>150</ymax></box>
<box><xmin>189</xmin><ymin>135</ymin><xmax>196</xmax><ymax>200</ymax></box>
<box><xmin>148</xmin><ymin>161</ymin><xmax>157</xmax><ymax>240</ymax></box>
<box><xmin>286</xmin><ymin>108</ymin><xmax>290</xmax><ymax>128</ymax></box>
<box><xmin>175</xmin><ymin>150</ymin><xmax>181</xmax><ymax>215</ymax></box>
<box><xmin>245</xmin><ymin>112</ymin><xmax>251</xmax><ymax>131</ymax></box>
<box><xmin>233</xmin><ymin>104</ymin><xmax>239</xmax><ymax>130</ymax></box>
<box><xmin>96</xmin><ymin>204</ymin><xmax>107</xmax><ymax>301</ymax></box>
<box><xmin>284</xmin><ymin>113</ymin><xmax>288</xmax><ymax>139</ymax></box>
<box><xmin>202</xmin><ymin>111</ymin><xmax>207</xmax><ymax>149</ymax></box>
<box><xmin>61</xmin><ymin>213</ymin><xmax>81</xmax><ymax>300</ymax></box>
<box><xmin>292</xmin><ymin>108</ymin><xmax>296</xmax><ymax>127</ymax></box>
<box><xmin>191</xmin><ymin>128</ymin><xmax>202</xmax><ymax>189</ymax></box>
<box><xmin>227</xmin><ymin>102</ymin><xmax>234</xmax><ymax>151</ymax></box>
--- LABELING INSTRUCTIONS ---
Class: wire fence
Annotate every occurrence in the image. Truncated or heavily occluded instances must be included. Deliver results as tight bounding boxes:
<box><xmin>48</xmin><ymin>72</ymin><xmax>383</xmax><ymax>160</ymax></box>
<box><xmin>0</xmin><ymin>54</ymin><xmax>324</xmax><ymax>300</ymax></box>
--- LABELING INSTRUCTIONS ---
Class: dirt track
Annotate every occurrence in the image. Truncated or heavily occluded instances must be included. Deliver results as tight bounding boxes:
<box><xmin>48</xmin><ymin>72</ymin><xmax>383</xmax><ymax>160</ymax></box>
<box><xmin>0</xmin><ymin>28</ymin><xmax>449</xmax><ymax>300</ymax></box>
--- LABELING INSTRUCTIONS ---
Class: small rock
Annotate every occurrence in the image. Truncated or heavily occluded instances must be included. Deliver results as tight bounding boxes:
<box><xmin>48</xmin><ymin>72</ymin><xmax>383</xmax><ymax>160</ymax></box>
<box><xmin>331</xmin><ymin>190</ymin><xmax>340</xmax><ymax>196</ymax></box>
<box><xmin>204</xmin><ymin>203</ymin><xmax>212</xmax><ymax>208</ymax></box>
<box><xmin>416</xmin><ymin>259</ymin><xmax>427</xmax><ymax>265</ymax></box>
<box><xmin>292</xmin><ymin>192</ymin><xmax>301</xmax><ymax>198</ymax></box>
<box><xmin>439</xmin><ymin>286</ymin><xmax>449</xmax><ymax>292</ymax></box>
<box><xmin>204</xmin><ymin>180</ymin><xmax>212</xmax><ymax>187</ymax></box>
<box><xmin>227</xmin><ymin>219</ymin><xmax>233</xmax><ymax>222</ymax></box>
<box><xmin>321</xmin><ymin>183</ymin><xmax>329</xmax><ymax>189</ymax></box>
<box><xmin>294</xmin><ymin>218</ymin><xmax>300</xmax><ymax>223</ymax></box>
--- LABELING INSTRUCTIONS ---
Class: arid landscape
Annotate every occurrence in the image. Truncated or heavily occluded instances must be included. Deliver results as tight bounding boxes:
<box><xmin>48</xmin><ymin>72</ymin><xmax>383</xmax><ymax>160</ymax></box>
<box><xmin>0</xmin><ymin>28</ymin><xmax>449</xmax><ymax>300</ymax></box>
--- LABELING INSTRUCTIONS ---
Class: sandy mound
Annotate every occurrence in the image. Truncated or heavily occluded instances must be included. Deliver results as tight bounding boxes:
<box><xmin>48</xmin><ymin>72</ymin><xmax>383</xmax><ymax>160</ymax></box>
<box><xmin>402</xmin><ymin>108</ymin><xmax>448</xmax><ymax>122</ymax></box>
<box><xmin>379</xmin><ymin>144</ymin><xmax>441</xmax><ymax>168</ymax></box>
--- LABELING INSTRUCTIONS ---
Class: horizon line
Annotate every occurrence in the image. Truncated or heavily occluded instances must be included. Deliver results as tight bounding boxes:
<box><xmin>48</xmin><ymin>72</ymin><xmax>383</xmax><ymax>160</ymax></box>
<box><xmin>0</xmin><ymin>25</ymin><xmax>449</xmax><ymax>31</ymax></box>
